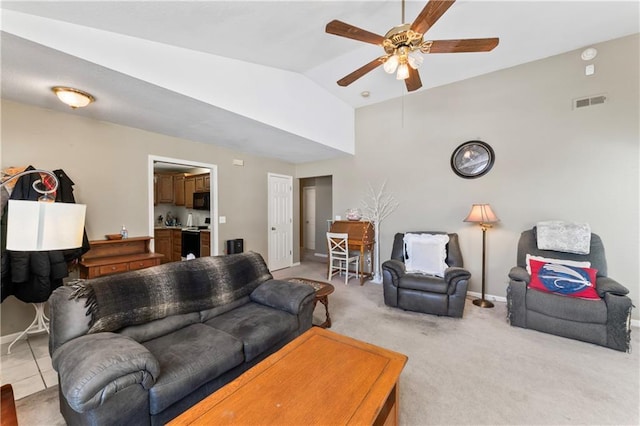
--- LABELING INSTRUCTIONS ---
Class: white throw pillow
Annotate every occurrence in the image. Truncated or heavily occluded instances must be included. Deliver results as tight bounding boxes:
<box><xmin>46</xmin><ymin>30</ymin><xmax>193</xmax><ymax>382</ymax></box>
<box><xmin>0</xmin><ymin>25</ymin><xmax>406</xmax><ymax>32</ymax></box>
<box><xmin>525</xmin><ymin>254</ymin><xmax>591</xmax><ymax>275</ymax></box>
<box><xmin>403</xmin><ymin>233</ymin><xmax>450</xmax><ymax>277</ymax></box>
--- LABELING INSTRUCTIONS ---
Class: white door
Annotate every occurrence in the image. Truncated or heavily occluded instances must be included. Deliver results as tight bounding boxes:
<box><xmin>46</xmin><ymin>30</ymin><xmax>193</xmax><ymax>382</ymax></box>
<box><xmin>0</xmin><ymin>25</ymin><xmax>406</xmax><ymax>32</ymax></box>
<box><xmin>268</xmin><ymin>173</ymin><xmax>293</xmax><ymax>270</ymax></box>
<box><xmin>303</xmin><ymin>187</ymin><xmax>316</xmax><ymax>250</ymax></box>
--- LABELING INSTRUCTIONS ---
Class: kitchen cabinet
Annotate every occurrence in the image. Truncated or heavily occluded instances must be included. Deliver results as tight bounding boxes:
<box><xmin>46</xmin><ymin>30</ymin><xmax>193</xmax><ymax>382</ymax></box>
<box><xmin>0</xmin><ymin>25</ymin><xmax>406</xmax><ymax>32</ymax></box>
<box><xmin>195</xmin><ymin>175</ymin><xmax>205</xmax><ymax>192</ymax></box>
<box><xmin>156</xmin><ymin>174</ymin><xmax>174</xmax><ymax>204</ymax></box>
<box><xmin>184</xmin><ymin>177</ymin><xmax>196</xmax><ymax>209</ymax></box>
<box><xmin>200</xmin><ymin>231</ymin><xmax>210</xmax><ymax>257</ymax></box>
<box><xmin>172</xmin><ymin>229</ymin><xmax>182</xmax><ymax>261</ymax></box>
<box><xmin>154</xmin><ymin>228</ymin><xmax>183</xmax><ymax>263</ymax></box>
<box><xmin>204</xmin><ymin>174</ymin><xmax>210</xmax><ymax>190</ymax></box>
<box><xmin>79</xmin><ymin>237</ymin><xmax>164</xmax><ymax>279</ymax></box>
<box><xmin>174</xmin><ymin>174</ymin><xmax>185</xmax><ymax>206</ymax></box>
<box><xmin>154</xmin><ymin>229</ymin><xmax>173</xmax><ymax>264</ymax></box>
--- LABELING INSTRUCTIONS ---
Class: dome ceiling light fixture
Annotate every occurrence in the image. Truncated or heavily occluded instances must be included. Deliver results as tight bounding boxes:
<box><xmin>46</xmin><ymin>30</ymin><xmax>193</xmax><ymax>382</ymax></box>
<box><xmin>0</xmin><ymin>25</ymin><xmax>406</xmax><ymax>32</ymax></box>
<box><xmin>51</xmin><ymin>86</ymin><xmax>95</xmax><ymax>109</ymax></box>
<box><xmin>326</xmin><ymin>0</ymin><xmax>499</xmax><ymax>92</ymax></box>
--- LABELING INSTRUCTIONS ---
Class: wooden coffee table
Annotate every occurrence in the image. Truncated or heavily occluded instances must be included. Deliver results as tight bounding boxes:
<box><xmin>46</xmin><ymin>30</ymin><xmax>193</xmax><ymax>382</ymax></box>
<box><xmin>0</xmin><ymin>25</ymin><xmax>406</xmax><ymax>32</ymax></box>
<box><xmin>285</xmin><ymin>277</ymin><xmax>335</xmax><ymax>328</ymax></box>
<box><xmin>168</xmin><ymin>327</ymin><xmax>407</xmax><ymax>426</ymax></box>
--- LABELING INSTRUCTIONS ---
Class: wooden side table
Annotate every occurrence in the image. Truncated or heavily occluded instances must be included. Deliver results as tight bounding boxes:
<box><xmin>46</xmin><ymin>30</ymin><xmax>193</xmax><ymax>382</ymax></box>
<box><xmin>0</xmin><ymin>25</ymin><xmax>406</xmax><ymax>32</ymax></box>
<box><xmin>285</xmin><ymin>278</ymin><xmax>335</xmax><ymax>328</ymax></box>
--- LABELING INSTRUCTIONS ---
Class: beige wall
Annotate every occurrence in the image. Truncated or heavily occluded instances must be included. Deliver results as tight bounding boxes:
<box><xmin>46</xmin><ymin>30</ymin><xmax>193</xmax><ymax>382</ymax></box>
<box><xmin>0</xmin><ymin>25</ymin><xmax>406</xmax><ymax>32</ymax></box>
<box><xmin>297</xmin><ymin>34</ymin><xmax>640</xmax><ymax>320</ymax></box>
<box><xmin>1</xmin><ymin>101</ymin><xmax>296</xmax><ymax>335</ymax></box>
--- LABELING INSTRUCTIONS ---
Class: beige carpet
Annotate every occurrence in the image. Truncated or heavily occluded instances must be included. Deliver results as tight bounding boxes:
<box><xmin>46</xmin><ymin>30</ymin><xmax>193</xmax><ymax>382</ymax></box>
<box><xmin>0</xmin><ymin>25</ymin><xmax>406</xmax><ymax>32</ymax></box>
<box><xmin>16</xmin><ymin>260</ymin><xmax>640</xmax><ymax>425</ymax></box>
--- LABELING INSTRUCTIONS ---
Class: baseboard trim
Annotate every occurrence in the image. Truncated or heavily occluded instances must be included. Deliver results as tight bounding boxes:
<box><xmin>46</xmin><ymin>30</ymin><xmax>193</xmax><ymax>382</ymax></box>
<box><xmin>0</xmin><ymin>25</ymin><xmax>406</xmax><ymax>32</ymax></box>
<box><xmin>313</xmin><ymin>253</ymin><xmax>328</xmax><ymax>258</ymax></box>
<box><xmin>467</xmin><ymin>291</ymin><xmax>507</xmax><ymax>303</ymax></box>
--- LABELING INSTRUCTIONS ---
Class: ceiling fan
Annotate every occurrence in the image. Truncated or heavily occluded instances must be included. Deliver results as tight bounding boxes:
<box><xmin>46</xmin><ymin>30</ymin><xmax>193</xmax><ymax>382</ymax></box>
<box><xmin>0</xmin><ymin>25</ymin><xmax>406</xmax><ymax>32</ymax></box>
<box><xmin>325</xmin><ymin>0</ymin><xmax>499</xmax><ymax>92</ymax></box>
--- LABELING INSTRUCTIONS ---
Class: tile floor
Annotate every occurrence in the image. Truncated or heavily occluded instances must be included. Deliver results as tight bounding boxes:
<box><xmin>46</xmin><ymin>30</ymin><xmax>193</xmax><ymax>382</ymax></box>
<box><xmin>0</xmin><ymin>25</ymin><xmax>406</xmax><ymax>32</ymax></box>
<box><xmin>0</xmin><ymin>332</ymin><xmax>58</xmax><ymax>400</ymax></box>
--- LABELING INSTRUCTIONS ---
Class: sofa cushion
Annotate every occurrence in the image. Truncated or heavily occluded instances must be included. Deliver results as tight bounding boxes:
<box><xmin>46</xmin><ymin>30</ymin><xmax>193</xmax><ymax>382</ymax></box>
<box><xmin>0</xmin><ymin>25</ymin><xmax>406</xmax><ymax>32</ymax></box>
<box><xmin>398</xmin><ymin>274</ymin><xmax>448</xmax><ymax>294</ymax></box>
<box><xmin>526</xmin><ymin>288</ymin><xmax>607</xmax><ymax>324</ymax></box>
<box><xmin>119</xmin><ymin>312</ymin><xmax>200</xmax><ymax>343</ymax></box>
<box><xmin>142</xmin><ymin>323</ymin><xmax>244</xmax><ymax>415</ymax></box>
<box><xmin>205</xmin><ymin>302</ymin><xmax>297</xmax><ymax>362</ymax></box>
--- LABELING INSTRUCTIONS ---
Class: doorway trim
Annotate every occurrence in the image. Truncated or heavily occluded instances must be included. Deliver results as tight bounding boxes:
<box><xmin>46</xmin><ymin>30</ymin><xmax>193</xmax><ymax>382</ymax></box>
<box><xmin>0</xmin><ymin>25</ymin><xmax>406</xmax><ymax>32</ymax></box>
<box><xmin>148</xmin><ymin>155</ymin><xmax>219</xmax><ymax>255</ymax></box>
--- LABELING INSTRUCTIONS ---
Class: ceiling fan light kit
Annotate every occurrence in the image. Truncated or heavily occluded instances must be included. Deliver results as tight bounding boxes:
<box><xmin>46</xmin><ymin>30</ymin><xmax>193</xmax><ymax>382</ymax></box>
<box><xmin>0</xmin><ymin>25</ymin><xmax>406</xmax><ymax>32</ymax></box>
<box><xmin>326</xmin><ymin>0</ymin><xmax>499</xmax><ymax>92</ymax></box>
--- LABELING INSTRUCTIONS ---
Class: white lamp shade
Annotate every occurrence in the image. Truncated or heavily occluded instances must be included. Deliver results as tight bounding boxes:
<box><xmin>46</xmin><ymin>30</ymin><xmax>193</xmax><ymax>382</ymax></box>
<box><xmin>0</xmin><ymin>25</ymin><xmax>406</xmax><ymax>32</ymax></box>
<box><xmin>464</xmin><ymin>204</ymin><xmax>499</xmax><ymax>224</ymax></box>
<box><xmin>6</xmin><ymin>200</ymin><xmax>86</xmax><ymax>251</ymax></box>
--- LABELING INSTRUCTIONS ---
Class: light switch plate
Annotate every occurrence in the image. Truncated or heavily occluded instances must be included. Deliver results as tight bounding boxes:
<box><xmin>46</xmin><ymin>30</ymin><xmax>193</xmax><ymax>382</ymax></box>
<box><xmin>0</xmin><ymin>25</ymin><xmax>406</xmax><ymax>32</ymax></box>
<box><xmin>219</xmin><ymin>216</ymin><xmax>226</xmax><ymax>224</ymax></box>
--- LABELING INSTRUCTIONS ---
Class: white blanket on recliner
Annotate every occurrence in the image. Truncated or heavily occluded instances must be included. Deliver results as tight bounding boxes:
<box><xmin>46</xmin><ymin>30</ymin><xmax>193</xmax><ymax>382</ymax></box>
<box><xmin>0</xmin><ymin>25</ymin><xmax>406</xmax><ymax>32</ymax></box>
<box><xmin>536</xmin><ymin>221</ymin><xmax>591</xmax><ymax>255</ymax></box>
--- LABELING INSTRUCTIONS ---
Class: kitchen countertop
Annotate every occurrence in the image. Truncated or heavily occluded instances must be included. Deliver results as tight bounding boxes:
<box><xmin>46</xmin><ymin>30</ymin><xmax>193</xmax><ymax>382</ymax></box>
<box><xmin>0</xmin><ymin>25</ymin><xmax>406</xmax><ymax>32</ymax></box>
<box><xmin>155</xmin><ymin>226</ymin><xmax>210</xmax><ymax>232</ymax></box>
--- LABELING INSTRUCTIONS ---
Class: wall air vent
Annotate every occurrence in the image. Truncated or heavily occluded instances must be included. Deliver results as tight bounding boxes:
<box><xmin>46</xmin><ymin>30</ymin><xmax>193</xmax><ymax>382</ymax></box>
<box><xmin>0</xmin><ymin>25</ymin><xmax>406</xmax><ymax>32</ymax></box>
<box><xmin>573</xmin><ymin>94</ymin><xmax>607</xmax><ymax>110</ymax></box>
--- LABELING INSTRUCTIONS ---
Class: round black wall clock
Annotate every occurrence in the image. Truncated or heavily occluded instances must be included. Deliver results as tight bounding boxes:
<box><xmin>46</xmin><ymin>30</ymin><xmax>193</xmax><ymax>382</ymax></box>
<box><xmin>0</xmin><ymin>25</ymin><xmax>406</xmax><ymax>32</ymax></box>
<box><xmin>450</xmin><ymin>140</ymin><xmax>495</xmax><ymax>179</ymax></box>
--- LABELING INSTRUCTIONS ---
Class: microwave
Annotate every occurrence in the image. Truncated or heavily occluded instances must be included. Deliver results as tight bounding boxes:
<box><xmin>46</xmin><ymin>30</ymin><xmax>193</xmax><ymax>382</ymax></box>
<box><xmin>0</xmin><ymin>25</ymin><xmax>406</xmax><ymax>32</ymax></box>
<box><xmin>193</xmin><ymin>191</ymin><xmax>210</xmax><ymax>210</ymax></box>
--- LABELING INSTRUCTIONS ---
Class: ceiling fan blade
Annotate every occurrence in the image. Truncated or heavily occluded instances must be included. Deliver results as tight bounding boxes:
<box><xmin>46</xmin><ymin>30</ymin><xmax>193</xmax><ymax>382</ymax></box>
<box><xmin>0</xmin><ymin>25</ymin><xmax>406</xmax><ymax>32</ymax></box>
<box><xmin>405</xmin><ymin>68</ymin><xmax>423</xmax><ymax>92</ymax></box>
<box><xmin>326</xmin><ymin>20</ymin><xmax>385</xmax><ymax>45</ymax></box>
<box><xmin>411</xmin><ymin>0</ymin><xmax>456</xmax><ymax>35</ymax></box>
<box><xmin>337</xmin><ymin>57</ymin><xmax>385</xmax><ymax>87</ymax></box>
<box><xmin>429</xmin><ymin>38</ymin><xmax>499</xmax><ymax>53</ymax></box>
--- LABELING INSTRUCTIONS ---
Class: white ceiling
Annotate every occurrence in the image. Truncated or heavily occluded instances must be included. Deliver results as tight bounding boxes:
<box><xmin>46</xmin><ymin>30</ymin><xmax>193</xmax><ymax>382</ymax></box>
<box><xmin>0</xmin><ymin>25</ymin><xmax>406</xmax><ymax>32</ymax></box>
<box><xmin>1</xmin><ymin>1</ymin><xmax>638</xmax><ymax>163</ymax></box>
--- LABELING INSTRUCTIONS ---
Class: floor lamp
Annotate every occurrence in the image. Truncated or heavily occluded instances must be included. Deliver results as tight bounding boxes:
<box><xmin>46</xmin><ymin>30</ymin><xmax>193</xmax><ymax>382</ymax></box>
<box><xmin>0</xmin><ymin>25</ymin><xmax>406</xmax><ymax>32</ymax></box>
<box><xmin>464</xmin><ymin>204</ymin><xmax>499</xmax><ymax>308</ymax></box>
<box><xmin>1</xmin><ymin>169</ymin><xmax>86</xmax><ymax>353</ymax></box>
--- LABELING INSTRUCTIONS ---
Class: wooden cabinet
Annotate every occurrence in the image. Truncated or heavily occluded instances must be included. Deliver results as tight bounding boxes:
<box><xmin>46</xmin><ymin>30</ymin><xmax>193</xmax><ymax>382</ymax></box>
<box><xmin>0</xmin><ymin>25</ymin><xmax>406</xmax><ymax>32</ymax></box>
<box><xmin>174</xmin><ymin>174</ymin><xmax>185</xmax><ymax>206</ymax></box>
<box><xmin>184</xmin><ymin>177</ymin><xmax>196</xmax><ymax>209</ymax></box>
<box><xmin>79</xmin><ymin>237</ymin><xmax>164</xmax><ymax>279</ymax></box>
<box><xmin>200</xmin><ymin>231</ymin><xmax>210</xmax><ymax>257</ymax></box>
<box><xmin>154</xmin><ymin>229</ymin><xmax>173</xmax><ymax>264</ymax></box>
<box><xmin>204</xmin><ymin>174</ymin><xmax>210</xmax><ymax>190</ymax></box>
<box><xmin>172</xmin><ymin>229</ymin><xmax>182</xmax><ymax>261</ymax></box>
<box><xmin>156</xmin><ymin>174</ymin><xmax>174</xmax><ymax>204</ymax></box>
<box><xmin>195</xmin><ymin>175</ymin><xmax>205</xmax><ymax>192</ymax></box>
<box><xmin>154</xmin><ymin>228</ymin><xmax>183</xmax><ymax>263</ymax></box>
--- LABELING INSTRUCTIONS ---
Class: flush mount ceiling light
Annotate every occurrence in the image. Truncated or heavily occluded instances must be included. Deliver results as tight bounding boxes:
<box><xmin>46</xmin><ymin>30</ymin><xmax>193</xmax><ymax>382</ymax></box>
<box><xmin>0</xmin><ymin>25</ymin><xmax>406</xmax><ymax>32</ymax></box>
<box><xmin>581</xmin><ymin>47</ymin><xmax>598</xmax><ymax>61</ymax></box>
<box><xmin>51</xmin><ymin>86</ymin><xmax>95</xmax><ymax>109</ymax></box>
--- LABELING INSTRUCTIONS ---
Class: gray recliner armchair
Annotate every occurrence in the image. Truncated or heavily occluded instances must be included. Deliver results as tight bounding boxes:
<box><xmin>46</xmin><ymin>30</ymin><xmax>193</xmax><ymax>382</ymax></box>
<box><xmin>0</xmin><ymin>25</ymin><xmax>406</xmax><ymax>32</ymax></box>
<box><xmin>382</xmin><ymin>232</ymin><xmax>471</xmax><ymax>318</ymax></box>
<box><xmin>507</xmin><ymin>228</ymin><xmax>633</xmax><ymax>352</ymax></box>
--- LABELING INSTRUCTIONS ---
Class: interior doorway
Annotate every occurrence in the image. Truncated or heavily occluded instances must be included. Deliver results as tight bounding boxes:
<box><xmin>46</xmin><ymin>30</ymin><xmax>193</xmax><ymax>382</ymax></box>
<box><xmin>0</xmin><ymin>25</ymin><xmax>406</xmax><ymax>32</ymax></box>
<box><xmin>299</xmin><ymin>176</ymin><xmax>332</xmax><ymax>262</ymax></box>
<box><xmin>147</xmin><ymin>155</ymin><xmax>219</xmax><ymax>255</ymax></box>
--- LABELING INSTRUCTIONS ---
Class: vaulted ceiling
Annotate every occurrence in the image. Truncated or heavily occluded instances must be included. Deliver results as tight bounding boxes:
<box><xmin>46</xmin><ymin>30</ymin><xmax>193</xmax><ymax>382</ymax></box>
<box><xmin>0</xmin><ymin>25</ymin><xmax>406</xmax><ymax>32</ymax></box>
<box><xmin>2</xmin><ymin>1</ymin><xmax>638</xmax><ymax>163</ymax></box>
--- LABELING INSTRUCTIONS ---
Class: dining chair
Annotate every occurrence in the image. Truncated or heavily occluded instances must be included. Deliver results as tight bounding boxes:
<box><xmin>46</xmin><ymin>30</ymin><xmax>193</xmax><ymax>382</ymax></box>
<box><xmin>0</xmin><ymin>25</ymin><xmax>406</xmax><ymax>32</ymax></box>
<box><xmin>326</xmin><ymin>232</ymin><xmax>359</xmax><ymax>285</ymax></box>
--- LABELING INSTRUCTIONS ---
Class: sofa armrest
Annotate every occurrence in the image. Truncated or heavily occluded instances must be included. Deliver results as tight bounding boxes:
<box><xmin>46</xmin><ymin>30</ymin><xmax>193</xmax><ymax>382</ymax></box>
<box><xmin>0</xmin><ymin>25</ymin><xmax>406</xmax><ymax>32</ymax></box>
<box><xmin>382</xmin><ymin>259</ymin><xmax>405</xmax><ymax>285</ymax></box>
<box><xmin>250</xmin><ymin>279</ymin><xmax>315</xmax><ymax>315</ymax></box>
<box><xmin>52</xmin><ymin>332</ymin><xmax>160</xmax><ymax>413</ymax></box>
<box><xmin>596</xmin><ymin>276</ymin><xmax>630</xmax><ymax>298</ymax></box>
<box><xmin>508</xmin><ymin>266</ymin><xmax>530</xmax><ymax>284</ymax></box>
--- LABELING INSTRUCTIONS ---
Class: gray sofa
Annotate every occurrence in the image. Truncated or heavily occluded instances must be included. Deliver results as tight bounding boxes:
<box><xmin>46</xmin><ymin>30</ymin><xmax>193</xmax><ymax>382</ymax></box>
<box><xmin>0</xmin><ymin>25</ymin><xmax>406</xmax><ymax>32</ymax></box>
<box><xmin>48</xmin><ymin>252</ymin><xmax>315</xmax><ymax>425</ymax></box>
<box><xmin>382</xmin><ymin>232</ymin><xmax>471</xmax><ymax>318</ymax></box>
<box><xmin>507</xmin><ymin>229</ymin><xmax>633</xmax><ymax>352</ymax></box>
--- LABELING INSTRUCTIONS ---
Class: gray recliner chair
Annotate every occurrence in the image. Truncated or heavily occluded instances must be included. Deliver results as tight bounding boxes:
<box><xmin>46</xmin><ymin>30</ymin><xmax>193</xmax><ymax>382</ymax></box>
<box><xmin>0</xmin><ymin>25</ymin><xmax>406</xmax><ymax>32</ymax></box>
<box><xmin>507</xmin><ymin>228</ymin><xmax>633</xmax><ymax>352</ymax></box>
<box><xmin>382</xmin><ymin>232</ymin><xmax>471</xmax><ymax>318</ymax></box>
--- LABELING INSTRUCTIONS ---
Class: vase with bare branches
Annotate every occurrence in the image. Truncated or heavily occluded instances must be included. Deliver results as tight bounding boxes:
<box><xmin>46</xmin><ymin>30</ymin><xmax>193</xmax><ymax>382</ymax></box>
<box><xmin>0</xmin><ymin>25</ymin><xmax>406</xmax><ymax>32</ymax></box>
<box><xmin>360</xmin><ymin>181</ymin><xmax>399</xmax><ymax>283</ymax></box>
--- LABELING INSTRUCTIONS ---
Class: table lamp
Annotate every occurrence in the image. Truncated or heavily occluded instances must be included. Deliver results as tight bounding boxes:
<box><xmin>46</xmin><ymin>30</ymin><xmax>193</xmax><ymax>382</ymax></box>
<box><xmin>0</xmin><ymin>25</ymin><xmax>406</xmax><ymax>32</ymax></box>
<box><xmin>464</xmin><ymin>204</ymin><xmax>499</xmax><ymax>308</ymax></box>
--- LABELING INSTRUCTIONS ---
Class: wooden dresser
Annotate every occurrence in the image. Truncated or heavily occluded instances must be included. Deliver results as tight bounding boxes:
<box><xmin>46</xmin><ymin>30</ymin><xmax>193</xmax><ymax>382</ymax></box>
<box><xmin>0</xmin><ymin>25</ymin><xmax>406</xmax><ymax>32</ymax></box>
<box><xmin>79</xmin><ymin>236</ymin><xmax>164</xmax><ymax>279</ymax></box>
<box><xmin>329</xmin><ymin>220</ymin><xmax>375</xmax><ymax>285</ymax></box>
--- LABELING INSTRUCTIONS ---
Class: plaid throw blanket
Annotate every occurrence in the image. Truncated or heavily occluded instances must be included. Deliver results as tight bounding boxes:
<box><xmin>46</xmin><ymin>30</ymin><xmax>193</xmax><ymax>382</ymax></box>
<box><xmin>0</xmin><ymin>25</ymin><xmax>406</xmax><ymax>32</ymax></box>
<box><xmin>69</xmin><ymin>251</ymin><xmax>272</xmax><ymax>334</ymax></box>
